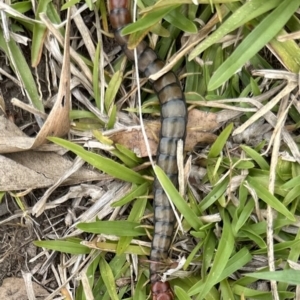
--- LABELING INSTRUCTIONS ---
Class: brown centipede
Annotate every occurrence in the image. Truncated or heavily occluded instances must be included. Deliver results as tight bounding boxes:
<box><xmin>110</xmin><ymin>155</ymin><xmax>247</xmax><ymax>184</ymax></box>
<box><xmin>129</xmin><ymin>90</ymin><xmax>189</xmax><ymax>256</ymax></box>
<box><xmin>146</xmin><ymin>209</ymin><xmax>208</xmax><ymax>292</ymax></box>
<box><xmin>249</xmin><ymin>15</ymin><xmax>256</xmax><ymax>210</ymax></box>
<box><xmin>108</xmin><ymin>0</ymin><xmax>187</xmax><ymax>298</ymax></box>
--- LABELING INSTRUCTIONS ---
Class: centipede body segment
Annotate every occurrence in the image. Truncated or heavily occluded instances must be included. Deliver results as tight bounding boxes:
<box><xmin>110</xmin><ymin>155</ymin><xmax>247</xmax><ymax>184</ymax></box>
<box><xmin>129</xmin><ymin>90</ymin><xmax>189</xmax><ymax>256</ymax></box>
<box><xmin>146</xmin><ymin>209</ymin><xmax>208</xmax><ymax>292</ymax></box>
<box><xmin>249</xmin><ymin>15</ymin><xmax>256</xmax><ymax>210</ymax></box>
<box><xmin>109</xmin><ymin>0</ymin><xmax>187</xmax><ymax>296</ymax></box>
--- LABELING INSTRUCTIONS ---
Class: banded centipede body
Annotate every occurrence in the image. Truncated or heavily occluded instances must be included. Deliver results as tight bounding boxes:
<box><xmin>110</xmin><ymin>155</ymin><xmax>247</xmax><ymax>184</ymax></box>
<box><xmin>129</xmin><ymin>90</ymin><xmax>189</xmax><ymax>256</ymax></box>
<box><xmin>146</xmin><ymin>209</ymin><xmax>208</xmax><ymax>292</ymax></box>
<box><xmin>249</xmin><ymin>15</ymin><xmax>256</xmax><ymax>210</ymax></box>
<box><xmin>109</xmin><ymin>0</ymin><xmax>187</xmax><ymax>298</ymax></box>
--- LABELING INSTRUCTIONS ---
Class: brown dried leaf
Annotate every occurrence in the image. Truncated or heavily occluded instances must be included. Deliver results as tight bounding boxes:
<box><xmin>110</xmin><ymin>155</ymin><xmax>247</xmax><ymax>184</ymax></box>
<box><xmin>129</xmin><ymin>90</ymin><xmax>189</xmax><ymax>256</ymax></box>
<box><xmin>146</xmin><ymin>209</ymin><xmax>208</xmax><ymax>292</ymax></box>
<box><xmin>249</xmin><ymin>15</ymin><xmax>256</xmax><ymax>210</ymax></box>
<box><xmin>109</xmin><ymin>109</ymin><xmax>219</xmax><ymax>157</ymax></box>
<box><xmin>0</xmin><ymin>152</ymin><xmax>103</xmax><ymax>191</ymax></box>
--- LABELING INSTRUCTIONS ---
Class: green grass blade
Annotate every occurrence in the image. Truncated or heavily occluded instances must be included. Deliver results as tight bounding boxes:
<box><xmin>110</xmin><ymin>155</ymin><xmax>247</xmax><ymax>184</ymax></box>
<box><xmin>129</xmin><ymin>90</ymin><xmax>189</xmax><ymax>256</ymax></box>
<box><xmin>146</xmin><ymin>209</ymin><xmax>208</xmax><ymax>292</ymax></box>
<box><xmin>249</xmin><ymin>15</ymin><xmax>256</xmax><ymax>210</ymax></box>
<box><xmin>189</xmin><ymin>211</ymin><xmax>234</xmax><ymax>299</ymax></box>
<box><xmin>218</xmin><ymin>248</ymin><xmax>252</xmax><ymax>282</ymax></box>
<box><xmin>189</xmin><ymin>0</ymin><xmax>281</xmax><ymax>59</ymax></box>
<box><xmin>48</xmin><ymin>137</ymin><xmax>146</xmax><ymax>184</ymax></box>
<box><xmin>99</xmin><ymin>256</ymin><xmax>119</xmax><ymax>300</ymax></box>
<box><xmin>116</xmin><ymin>197</ymin><xmax>147</xmax><ymax>255</ymax></box>
<box><xmin>164</xmin><ymin>7</ymin><xmax>197</xmax><ymax>33</ymax></box>
<box><xmin>241</xmin><ymin>145</ymin><xmax>270</xmax><ymax>170</ymax></box>
<box><xmin>122</xmin><ymin>5</ymin><xmax>178</xmax><ymax>35</ymax></box>
<box><xmin>248</xmin><ymin>176</ymin><xmax>295</xmax><ymax>221</ymax></box>
<box><xmin>154</xmin><ymin>166</ymin><xmax>202</xmax><ymax>230</ymax></box>
<box><xmin>105</xmin><ymin>70</ymin><xmax>122</xmax><ymax>113</ymax></box>
<box><xmin>208</xmin><ymin>123</ymin><xmax>233</xmax><ymax>158</ymax></box>
<box><xmin>93</xmin><ymin>42</ymin><xmax>100</xmax><ymax>109</ymax></box>
<box><xmin>174</xmin><ymin>286</ymin><xmax>193</xmax><ymax>300</ymax></box>
<box><xmin>208</xmin><ymin>0</ymin><xmax>300</xmax><ymax>90</ymax></box>
<box><xmin>34</xmin><ymin>239</ymin><xmax>90</xmax><ymax>254</ymax></box>
<box><xmin>112</xmin><ymin>182</ymin><xmax>150</xmax><ymax>207</ymax></box>
<box><xmin>31</xmin><ymin>0</ymin><xmax>51</xmax><ymax>67</ymax></box>
<box><xmin>77</xmin><ymin>221</ymin><xmax>146</xmax><ymax>236</ymax></box>
<box><xmin>198</xmin><ymin>176</ymin><xmax>229</xmax><ymax>212</ymax></box>
<box><xmin>0</xmin><ymin>29</ymin><xmax>44</xmax><ymax>112</ymax></box>
<box><xmin>95</xmin><ymin>240</ymin><xmax>149</xmax><ymax>256</ymax></box>
<box><xmin>246</xmin><ymin>270</ymin><xmax>300</xmax><ymax>285</ymax></box>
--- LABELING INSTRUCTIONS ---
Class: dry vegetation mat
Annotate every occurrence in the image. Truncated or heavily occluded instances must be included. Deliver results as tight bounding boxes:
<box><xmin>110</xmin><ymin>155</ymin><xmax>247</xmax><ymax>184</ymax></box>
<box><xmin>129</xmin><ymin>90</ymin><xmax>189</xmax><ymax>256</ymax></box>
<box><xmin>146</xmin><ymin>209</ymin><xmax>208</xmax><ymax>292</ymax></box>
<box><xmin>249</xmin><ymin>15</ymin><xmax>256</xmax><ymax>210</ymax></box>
<box><xmin>1</xmin><ymin>0</ymin><xmax>300</xmax><ymax>299</ymax></box>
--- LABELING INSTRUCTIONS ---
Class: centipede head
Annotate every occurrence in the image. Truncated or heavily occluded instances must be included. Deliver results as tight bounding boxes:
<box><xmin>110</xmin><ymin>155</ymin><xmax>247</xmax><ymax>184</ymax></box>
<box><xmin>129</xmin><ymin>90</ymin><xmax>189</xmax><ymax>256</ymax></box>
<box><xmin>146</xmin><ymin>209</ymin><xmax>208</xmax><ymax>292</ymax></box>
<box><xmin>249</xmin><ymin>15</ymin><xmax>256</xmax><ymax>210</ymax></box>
<box><xmin>151</xmin><ymin>281</ymin><xmax>174</xmax><ymax>300</ymax></box>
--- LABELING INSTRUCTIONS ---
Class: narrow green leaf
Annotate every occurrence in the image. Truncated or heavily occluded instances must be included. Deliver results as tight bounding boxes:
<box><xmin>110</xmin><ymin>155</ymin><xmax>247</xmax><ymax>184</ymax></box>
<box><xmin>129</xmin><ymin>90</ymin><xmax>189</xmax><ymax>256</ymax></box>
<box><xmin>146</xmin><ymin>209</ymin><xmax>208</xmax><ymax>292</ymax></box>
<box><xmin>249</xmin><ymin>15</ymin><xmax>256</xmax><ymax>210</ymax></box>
<box><xmin>95</xmin><ymin>240</ymin><xmax>149</xmax><ymax>255</ymax></box>
<box><xmin>111</xmin><ymin>143</ymin><xmax>142</xmax><ymax>168</ymax></box>
<box><xmin>283</xmin><ymin>184</ymin><xmax>300</xmax><ymax>206</ymax></box>
<box><xmin>122</xmin><ymin>5</ymin><xmax>179</xmax><ymax>35</ymax></box>
<box><xmin>105</xmin><ymin>71</ymin><xmax>122</xmax><ymax>113</ymax></box>
<box><xmin>238</xmin><ymin>229</ymin><xmax>267</xmax><ymax>249</ymax></box>
<box><xmin>11</xmin><ymin>1</ymin><xmax>32</xmax><ymax>13</ymax></box>
<box><xmin>202</xmin><ymin>231</ymin><xmax>216</xmax><ymax>276</ymax></box>
<box><xmin>112</xmin><ymin>182</ymin><xmax>150</xmax><ymax>207</ymax></box>
<box><xmin>175</xmin><ymin>286</ymin><xmax>193</xmax><ymax>300</ymax></box>
<box><xmin>233</xmin><ymin>284</ymin><xmax>295</xmax><ymax>299</ymax></box>
<box><xmin>99</xmin><ymin>257</ymin><xmax>119</xmax><ymax>300</ymax></box>
<box><xmin>189</xmin><ymin>211</ymin><xmax>235</xmax><ymax>298</ymax></box>
<box><xmin>0</xmin><ymin>30</ymin><xmax>44</xmax><ymax>112</ymax></box>
<box><xmin>34</xmin><ymin>240</ymin><xmax>90</xmax><ymax>254</ymax></box>
<box><xmin>93</xmin><ymin>42</ymin><xmax>101</xmax><ymax>109</ymax></box>
<box><xmin>281</xmin><ymin>174</ymin><xmax>300</xmax><ymax>189</ymax></box>
<box><xmin>184</xmin><ymin>240</ymin><xmax>204</xmax><ymax>270</ymax></box>
<box><xmin>252</xmin><ymin>239</ymin><xmax>300</xmax><ymax>255</ymax></box>
<box><xmin>241</xmin><ymin>145</ymin><xmax>270</xmax><ymax>170</ymax></box>
<box><xmin>133</xmin><ymin>274</ymin><xmax>147</xmax><ymax>300</ymax></box>
<box><xmin>31</xmin><ymin>0</ymin><xmax>51</xmax><ymax>67</ymax></box>
<box><xmin>48</xmin><ymin>137</ymin><xmax>146</xmax><ymax>184</ymax></box>
<box><xmin>107</xmin><ymin>105</ymin><xmax>117</xmax><ymax>130</ymax></box>
<box><xmin>208</xmin><ymin>0</ymin><xmax>300</xmax><ymax>90</ymax></box>
<box><xmin>248</xmin><ymin>177</ymin><xmax>296</xmax><ymax>221</ymax></box>
<box><xmin>117</xmin><ymin>198</ymin><xmax>147</xmax><ymax>255</ymax></box>
<box><xmin>189</xmin><ymin>0</ymin><xmax>281</xmax><ymax>59</ymax></box>
<box><xmin>61</xmin><ymin>0</ymin><xmax>80</xmax><ymax>10</ymax></box>
<box><xmin>220</xmin><ymin>279</ymin><xmax>235</xmax><ymax>300</ymax></box>
<box><xmin>154</xmin><ymin>166</ymin><xmax>202</xmax><ymax>230</ymax></box>
<box><xmin>198</xmin><ymin>176</ymin><xmax>229</xmax><ymax>212</ymax></box>
<box><xmin>77</xmin><ymin>221</ymin><xmax>146</xmax><ymax>236</ymax></box>
<box><xmin>164</xmin><ymin>7</ymin><xmax>197</xmax><ymax>33</ymax></box>
<box><xmin>247</xmin><ymin>270</ymin><xmax>300</xmax><ymax>285</ymax></box>
<box><xmin>208</xmin><ymin>123</ymin><xmax>233</xmax><ymax>158</ymax></box>
<box><xmin>234</xmin><ymin>200</ymin><xmax>255</xmax><ymax>234</ymax></box>
<box><xmin>218</xmin><ymin>248</ymin><xmax>252</xmax><ymax>282</ymax></box>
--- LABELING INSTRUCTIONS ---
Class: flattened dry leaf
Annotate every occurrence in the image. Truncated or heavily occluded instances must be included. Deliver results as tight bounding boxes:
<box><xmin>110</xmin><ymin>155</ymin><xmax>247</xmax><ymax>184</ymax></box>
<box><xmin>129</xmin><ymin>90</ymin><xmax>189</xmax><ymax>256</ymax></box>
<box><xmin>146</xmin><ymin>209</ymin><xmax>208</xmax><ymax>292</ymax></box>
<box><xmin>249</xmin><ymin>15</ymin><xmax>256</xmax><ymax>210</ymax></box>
<box><xmin>0</xmin><ymin>151</ymin><xmax>102</xmax><ymax>191</ymax></box>
<box><xmin>109</xmin><ymin>109</ymin><xmax>219</xmax><ymax>157</ymax></box>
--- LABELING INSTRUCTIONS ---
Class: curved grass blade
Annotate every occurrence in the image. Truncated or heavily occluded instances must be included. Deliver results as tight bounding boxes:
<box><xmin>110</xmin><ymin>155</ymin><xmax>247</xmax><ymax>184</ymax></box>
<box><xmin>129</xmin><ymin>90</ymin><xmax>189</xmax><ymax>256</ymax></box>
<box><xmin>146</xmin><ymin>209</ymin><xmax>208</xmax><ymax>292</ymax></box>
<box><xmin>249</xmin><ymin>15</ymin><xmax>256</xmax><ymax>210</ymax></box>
<box><xmin>164</xmin><ymin>7</ymin><xmax>197</xmax><ymax>33</ymax></box>
<box><xmin>48</xmin><ymin>137</ymin><xmax>146</xmax><ymax>184</ymax></box>
<box><xmin>241</xmin><ymin>145</ymin><xmax>269</xmax><ymax>170</ymax></box>
<box><xmin>0</xmin><ymin>29</ymin><xmax>44</xmax><ymax>112</ymax></box>
<box><xmin>208</xmin><ymin>123</ymin><xmax>233</xmax><ymax>158</ymax></box>
<box><xmin>121</xmin><ymin>5</ymin><xmax>179</xmax><ymax>35</ymax></box>
<box><xmin>208</xmin><ymin>0</ymin><xmax>300</xmax><ymax>90</ymax></box>
<box><xmin>112</xmin><ymin>182</ymin><xmax>150</xmax><ymax>207</ymax></box>
<box><xmin>198</xmin><ymin>176</ymin><xmax>229</xmax><ymax>212</ymax></box>
<box><xmin>154</xmin><ymin>165</ymin><xmax>202</xmax><ymax>230</ymax></box>
<box><xmin>248</xmin><ymin>176</ymin><xmax>295</xmax><ymax>221</ymax></box>
<box><xmin>189</xmin><ymin>0</ymin><xmax>281</xmax><ymax>59</ymax></box>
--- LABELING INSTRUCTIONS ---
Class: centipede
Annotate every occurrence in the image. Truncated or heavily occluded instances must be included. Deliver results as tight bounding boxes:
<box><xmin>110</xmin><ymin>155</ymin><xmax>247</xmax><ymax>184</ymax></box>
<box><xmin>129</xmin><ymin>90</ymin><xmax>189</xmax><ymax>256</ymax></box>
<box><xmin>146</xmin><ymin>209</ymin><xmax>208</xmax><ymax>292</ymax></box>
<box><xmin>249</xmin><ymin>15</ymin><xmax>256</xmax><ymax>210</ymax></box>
<box><xmin>108</xmin><ymin>0</ymin><xmax>187</xmax><ymax>298</ymax></box>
